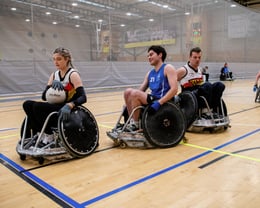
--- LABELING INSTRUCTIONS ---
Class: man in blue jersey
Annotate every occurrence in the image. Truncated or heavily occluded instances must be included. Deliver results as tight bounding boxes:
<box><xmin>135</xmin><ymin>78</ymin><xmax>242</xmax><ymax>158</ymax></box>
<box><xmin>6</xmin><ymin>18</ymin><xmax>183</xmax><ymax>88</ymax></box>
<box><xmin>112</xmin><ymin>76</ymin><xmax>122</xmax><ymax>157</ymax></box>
<box><xmin>124</xmin><ymin>45</ymin><xmax>178</xmax><ymax>131</ymax></box>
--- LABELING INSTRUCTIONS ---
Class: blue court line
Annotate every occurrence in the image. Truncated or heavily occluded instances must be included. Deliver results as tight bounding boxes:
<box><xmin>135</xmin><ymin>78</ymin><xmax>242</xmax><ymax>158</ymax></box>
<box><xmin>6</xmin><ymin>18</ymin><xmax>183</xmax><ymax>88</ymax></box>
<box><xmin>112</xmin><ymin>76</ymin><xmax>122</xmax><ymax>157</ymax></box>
<box><xmin>0</xmin><ymin>154</ymin><xmax>83</xmax><ymax>208</ymax></box>
<box><xmin>81</xmin><ymin>128</ymin><xmax>260</xmax><ymax>207</ymax></box>
<box><xmin>0</xmin><ymin>128</ymin><xmax>259</xmax><ymax>207</ymax></box>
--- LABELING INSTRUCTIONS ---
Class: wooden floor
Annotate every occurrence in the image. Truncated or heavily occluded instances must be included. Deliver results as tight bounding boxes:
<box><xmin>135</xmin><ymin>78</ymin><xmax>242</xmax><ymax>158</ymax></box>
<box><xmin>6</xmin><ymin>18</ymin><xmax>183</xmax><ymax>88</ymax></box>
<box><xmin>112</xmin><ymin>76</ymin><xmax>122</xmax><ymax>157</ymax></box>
<box><xmin>0</xmin><ymin>79</ymin><xmax>260</xmax><ymax>208</ymax></box>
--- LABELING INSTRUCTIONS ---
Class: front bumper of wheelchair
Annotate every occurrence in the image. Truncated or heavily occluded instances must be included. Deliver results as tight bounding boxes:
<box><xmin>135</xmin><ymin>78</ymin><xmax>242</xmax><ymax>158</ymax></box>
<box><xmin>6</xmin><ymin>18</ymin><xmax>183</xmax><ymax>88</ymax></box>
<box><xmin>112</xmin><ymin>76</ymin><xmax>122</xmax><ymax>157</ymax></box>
<box><xmin>188</xmin><ymin>116</ymin><xmax>230</xmax><ymax>132</ymax></box>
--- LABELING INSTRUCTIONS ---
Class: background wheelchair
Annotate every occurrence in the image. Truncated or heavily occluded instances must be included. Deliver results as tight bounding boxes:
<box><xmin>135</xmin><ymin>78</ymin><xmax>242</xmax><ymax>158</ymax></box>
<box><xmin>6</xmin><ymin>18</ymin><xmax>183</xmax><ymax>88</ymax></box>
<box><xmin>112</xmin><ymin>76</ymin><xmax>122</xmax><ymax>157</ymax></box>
<box><xmin>106</xmin><ymin>99</ymin><xmax>186</xmax><ymax>149</ymax></box>
<box><xmin>220</xmin><ymin>72</ymin><xmax>233</xmax><ymax>81</ymax></box>
<box><xmin>16</xmin><ymin>106</ymin><xmax>99</xmax><ymax>164</ymax></box>
<box><xmin>255</xmin><ymin>85</ymin><xmax>260</xmax><ymax>103</ymax></box>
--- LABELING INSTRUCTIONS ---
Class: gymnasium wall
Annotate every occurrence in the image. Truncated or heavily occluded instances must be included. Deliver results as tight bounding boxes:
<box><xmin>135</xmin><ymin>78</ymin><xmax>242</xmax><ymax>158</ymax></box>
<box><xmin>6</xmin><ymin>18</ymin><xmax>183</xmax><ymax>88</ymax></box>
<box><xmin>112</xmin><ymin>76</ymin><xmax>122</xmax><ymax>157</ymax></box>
<box><xmin>0</xmin><ymin>0</ymin><xmax>260</xmax><ymax>94</ymax></box>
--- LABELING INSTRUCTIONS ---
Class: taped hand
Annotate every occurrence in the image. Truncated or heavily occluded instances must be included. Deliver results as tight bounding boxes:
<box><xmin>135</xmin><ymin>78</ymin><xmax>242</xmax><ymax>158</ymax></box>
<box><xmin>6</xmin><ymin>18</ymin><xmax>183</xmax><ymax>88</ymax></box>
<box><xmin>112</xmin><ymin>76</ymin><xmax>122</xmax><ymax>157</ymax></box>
<box><xmin>52</xmin><ymin>80</ymin><xmax>64</xmax><ymax>91</ymax></box>
<box><xmin>59</xmin><ymin>104</ymin><xmax>71</xmax><ymax>121</ymax></box>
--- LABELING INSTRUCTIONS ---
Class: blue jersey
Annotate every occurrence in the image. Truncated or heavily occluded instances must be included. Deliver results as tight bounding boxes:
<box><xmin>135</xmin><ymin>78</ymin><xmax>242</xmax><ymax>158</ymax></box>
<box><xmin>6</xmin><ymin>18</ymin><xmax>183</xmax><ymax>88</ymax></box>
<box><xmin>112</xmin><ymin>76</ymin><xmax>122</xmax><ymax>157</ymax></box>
<box><xmin>148</xmin><ymin>63</ymin><xmax>170</xmax><ymax>99</ymax></box>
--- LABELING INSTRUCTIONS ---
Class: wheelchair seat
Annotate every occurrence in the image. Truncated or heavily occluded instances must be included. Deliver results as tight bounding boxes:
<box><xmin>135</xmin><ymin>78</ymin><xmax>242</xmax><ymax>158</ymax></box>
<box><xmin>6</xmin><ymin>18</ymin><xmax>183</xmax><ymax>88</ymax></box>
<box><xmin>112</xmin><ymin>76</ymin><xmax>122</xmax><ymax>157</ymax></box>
<box><xmin>16</xmin><ymin>105</ymin><xmax>99</xmax><ymax>164</ymax></box>
<box><xmin>107</xmin><ymin>101</ymin><xmax>186</xmax><ymax>148</ymax></box>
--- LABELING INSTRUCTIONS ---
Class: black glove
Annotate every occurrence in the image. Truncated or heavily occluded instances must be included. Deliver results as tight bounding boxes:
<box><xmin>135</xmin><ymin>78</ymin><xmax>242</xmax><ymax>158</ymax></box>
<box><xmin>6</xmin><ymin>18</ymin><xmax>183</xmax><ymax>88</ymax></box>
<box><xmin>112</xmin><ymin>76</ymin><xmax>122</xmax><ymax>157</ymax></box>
<box><xmin>52</xmin><ymin>80</ymin><xmax>64</xmax><ymax>91</ymax></box>
<box><xmin>59</xmin><ymin>104</ymin><xmax>71</xmax><ymax>121</ymax></box>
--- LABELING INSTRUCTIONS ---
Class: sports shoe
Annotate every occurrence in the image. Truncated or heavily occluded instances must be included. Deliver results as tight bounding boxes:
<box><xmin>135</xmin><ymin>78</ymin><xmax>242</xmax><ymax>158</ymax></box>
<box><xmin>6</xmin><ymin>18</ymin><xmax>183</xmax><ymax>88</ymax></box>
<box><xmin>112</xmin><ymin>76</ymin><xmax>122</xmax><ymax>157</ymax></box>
<box><xmin>126</xmin><ymin>123</ymin><xmax>139</xmax><ymax>132</ymax></box>
<box><xmin>37</xmin><ymin>133</ymin><xmax>54</xmax><ymax>148</ymax></box>
<box><xmin>42</xmin><ymin>133</ymin><xmax>54</xmax><ymax>144</ymax></box>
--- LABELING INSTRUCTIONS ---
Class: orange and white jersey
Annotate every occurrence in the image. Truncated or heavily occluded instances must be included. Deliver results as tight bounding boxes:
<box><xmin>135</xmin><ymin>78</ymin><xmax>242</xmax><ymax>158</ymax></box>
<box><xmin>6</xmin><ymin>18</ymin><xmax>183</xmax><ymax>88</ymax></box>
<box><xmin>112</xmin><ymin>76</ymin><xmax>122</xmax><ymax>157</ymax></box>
<box><xmin>53</xmin><ymin>68</ymin><xmax>78</xmax><ymax>102</ymax></box>
<box><xmin>179</xmin><ymin>63</ymin><xmax>204</xmax><ymax>90</ymax></box>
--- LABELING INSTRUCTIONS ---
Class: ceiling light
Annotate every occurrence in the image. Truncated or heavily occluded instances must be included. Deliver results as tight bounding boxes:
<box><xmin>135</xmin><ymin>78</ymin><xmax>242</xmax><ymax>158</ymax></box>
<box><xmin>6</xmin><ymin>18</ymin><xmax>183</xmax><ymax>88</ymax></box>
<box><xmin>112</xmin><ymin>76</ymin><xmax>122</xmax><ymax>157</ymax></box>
<box><xmin>74</xmin><ymin>15</ymin><xmax>79</xmax><ymax>19</ymax></box>
<box><xmin>149</xmin><ymin>1</ymin><xmax>175</xmax><ymax>11</ymax></box>
<box><xmin>52</xmin><ymin>21</ymin><xmax>57</xmax><ymax>25</ymax></box>
<box><xmin>120</xmin><ymin>24</ymin><xmax>125</xmax><ymax>27</ymax></box>
<box><xmin>11</xmin><ymin>8</ymin><xmax>17</xmax><ymax>11</ymax></box>
<box><xmin>72</xmin><ymin>3</ymin><xmax>78</xmax><ymax>6</ymax></box>
<box><xmin>230</xmin><ymin>4</ymin><xmax>237</xmax><ymax>8</ymax></box>
<box><xmin>75</xmin><ymin>24</ymin><xmax>80</xmax><ymax>27</ymax></box>
<box><xmin>25</xmin><ymin>19</ymin><xmax>30</xmax><ymax>22</ymax></box>
<box><xmin>78</xmin><ymin>0</ymin><xmax>114</xmax><ymax>10</ymax></box>
<box><xmin>149</xmin><ymin>18</ymin><xmax>154</xmax><ymax>22</ymax></box>
<box><xmin>185</xmin><ymin>12</ymin><xmax>190</xmax><ymax>15</ymax></box>
<box><xmin>46</xmin><ymin>12</ymin><xmax>51</xmax><ymax>15</ymax></box>
<box><xmin>126</xmin><ymin>12</ymin><xmax>132</xmax><ymax>16</ymax></box>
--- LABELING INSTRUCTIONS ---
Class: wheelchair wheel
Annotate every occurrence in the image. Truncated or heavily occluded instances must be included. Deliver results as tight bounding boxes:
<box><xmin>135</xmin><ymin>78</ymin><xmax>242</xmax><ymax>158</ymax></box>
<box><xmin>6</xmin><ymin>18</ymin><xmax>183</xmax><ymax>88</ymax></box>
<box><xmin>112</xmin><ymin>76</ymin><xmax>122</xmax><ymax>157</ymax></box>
<box><xmin>213</xmin><ymin>99</ymin><xmax>228</xmax><ymax>116</ymax></box>
<box><xmin>255</xmin><ymin>88</ymin><xmax>260</xmax><ymax>103</ymax></box>
<box><xmin>58</xmin><ymin>106</ymin><xmax>99</xmax><ymax>158</ymax></box>
<box><xmin>178</xmin><ymin>91</ymin><xmax>198</xmax><ymax>128</ymax></box>
<box><xmin>142</xmin><ymin>102</ymin><xmax>186</xmax><ymax>148</ymax></box>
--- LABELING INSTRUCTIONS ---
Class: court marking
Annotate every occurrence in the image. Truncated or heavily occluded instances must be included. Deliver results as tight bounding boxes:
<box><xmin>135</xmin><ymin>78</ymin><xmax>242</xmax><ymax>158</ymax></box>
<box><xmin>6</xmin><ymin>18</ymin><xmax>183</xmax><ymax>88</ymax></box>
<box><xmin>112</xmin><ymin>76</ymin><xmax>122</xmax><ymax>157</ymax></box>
<box><xmin>199</xmin><ymin>147</ymin><xmax>260</xmax><ymax>169</ymax></box>
<box><xmin>184</xmin><ymin>143</ymin><xmax>260</xmax><ymax>162</ymax></box>
<box><xmin>0</xmin><ymin>154</ymin><xmax>83</xmax><ymax>208</ymax></box>
<box><xmin>1</xmin><ymin>128</ymin><xmax>259</xmax><ymax>207</ymax></box>
<box><xmin>79</xmin><ymin>128</ymin><xmax>259</xmax><ymax>206</ymax></box>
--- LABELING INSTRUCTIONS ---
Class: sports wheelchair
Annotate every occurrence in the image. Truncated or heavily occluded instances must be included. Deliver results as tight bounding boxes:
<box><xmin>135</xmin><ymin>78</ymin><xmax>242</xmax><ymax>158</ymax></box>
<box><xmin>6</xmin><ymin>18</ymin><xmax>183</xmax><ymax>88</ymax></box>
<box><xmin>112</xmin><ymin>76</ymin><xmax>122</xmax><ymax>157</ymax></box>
<box><xmin>255</xmin><ymin>85</ymin><xmax>260</xmax><ymax>103</ymax></box>
<box><xmin>106</xmin><ymin>93</ymin><xmax>199</xmax><ymax>149</ymax></box>
<box><xmin>184</xmin><ymin>91</ymin><xmax>231</xmax><ymax>132</ymax></box>
<box><xmin>106</xmin><ymin>91</ymin><xmax>230</xmax><ymax>148</ymax></box>
<box><xmin>16</xmin><ymin>106</ymin><xmax>99</xmax><ymax>164</ymax></box>
<box><xmin>220</xmin><ymin>72</ymin><xmax>233</xmax><ymax>81</ymax></box>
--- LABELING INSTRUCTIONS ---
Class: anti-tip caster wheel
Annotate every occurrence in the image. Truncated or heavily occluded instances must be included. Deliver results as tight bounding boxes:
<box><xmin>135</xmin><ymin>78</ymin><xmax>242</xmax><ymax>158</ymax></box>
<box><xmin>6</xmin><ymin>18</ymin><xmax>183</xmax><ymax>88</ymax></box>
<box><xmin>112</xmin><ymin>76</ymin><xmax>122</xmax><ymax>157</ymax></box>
<box><xmin>38</xmin><ymin>157</ymin><xmax>44</xmax><ymax>165</ymax></box>
<box><xmin>19</xmin><ymin>154</ymin><xmax>26</xmax><ymax>161</ymax></box>
<box><xmin>119</xmin><ymin>141</ymin><xmax>127</xmax><ymax>149</ymax></box>
<box><xmin>183</xmin><ymin>137</ymin><xmax>188</xmax><ymax>143</ymax></box>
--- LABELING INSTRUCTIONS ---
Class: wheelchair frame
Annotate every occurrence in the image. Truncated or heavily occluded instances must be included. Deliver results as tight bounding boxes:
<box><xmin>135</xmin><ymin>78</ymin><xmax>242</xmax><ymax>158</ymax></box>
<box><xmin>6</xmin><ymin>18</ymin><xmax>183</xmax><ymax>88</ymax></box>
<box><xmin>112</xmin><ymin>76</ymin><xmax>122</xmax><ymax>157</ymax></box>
<box><xmin>106</xmin><ymin>101</ymin><xmax>186</xmax><ymax>149</ymax></box>
<box><xmin>188</xmin><ymin>96</ymin><xmax>231</xmax><ymax>132</ymax></box>
<box><xmin>107</xmin><ymin>91</ymin><xmax>231</xmax><ymax>149</ymax></box>
<box><xmin>16</xmin><ymin>106</ymin><xmax>99</xmax><ymax>164</ymax></box>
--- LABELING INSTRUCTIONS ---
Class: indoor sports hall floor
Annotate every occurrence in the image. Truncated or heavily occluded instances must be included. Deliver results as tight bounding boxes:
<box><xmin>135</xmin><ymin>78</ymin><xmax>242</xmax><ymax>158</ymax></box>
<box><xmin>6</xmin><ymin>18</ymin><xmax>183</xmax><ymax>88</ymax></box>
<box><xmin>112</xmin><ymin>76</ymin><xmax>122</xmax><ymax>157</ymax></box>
<box><xmin>0</xmin><ymin>79</ymin><xmax>260</xmax><ymax>208</ymax></box>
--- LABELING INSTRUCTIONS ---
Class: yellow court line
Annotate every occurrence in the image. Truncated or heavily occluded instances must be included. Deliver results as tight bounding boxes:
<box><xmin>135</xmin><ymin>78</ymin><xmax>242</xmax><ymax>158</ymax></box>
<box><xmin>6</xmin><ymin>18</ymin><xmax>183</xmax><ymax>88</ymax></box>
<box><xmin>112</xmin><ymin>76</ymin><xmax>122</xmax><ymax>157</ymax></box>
<box><xmin>98</xmin><ymin>123</ymin><xmax>114</xmax><ymax>129</ymax></box>
<box><xmin>183</xmin><ymin>142</ymin><xmax>260</xmax><ymax>162</ymax></box>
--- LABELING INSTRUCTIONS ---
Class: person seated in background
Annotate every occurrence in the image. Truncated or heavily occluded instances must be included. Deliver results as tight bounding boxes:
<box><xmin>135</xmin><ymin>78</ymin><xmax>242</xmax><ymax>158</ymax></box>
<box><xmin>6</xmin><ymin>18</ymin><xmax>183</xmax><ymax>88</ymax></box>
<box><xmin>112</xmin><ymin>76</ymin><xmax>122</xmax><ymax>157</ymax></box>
<box><xmin>220</xmin><ymin>62</ymin><xmax>233</xmax><ymax>80</ymax></box>
<box><xmin>253</xmin><ymin>71</ymin><xmax>260</xmax><ymax>92</ymax></box>
<box><xmin>202</xmin><ymin>65</ymin><xmax>209</xmax><ymax>82</ymax></box>
<box><xmin>124</xmin><ymin>45</ymin><xmax>178</xmax><ymax>131</ymax></box>
<box><xmin>177</xmin><ymin>47</ymin><xmax>225</xmax><ymax>115</ymax></box>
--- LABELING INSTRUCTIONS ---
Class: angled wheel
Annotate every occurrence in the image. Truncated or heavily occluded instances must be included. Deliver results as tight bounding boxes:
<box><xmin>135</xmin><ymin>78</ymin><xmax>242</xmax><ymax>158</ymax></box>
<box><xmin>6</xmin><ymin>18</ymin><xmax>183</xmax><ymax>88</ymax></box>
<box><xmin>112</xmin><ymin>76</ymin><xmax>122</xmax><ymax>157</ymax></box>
<box><xmin>142</xmin><ymin>102</ymin><xmax>186</xmax><ymax>148</ymax></box>
<box><xmin>178</xmin><ymin>91</ymin><xmax>198</xmax><ymax>128</ymax></box>
<box><xmin>255</xmin><ymin>88</ymin><xmax>260</xmax><ymax>103</ymax></box>
<box><xmin>58</xmin><ymin>106</ymin><xmax>99</xmax><ymax>158</ymax></box>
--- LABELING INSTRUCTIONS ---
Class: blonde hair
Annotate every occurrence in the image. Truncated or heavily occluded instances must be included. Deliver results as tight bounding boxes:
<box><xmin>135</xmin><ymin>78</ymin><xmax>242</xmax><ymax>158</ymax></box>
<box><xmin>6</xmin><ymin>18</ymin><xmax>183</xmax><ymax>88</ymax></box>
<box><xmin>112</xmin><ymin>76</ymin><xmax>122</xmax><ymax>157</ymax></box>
<box><xmin>53</xmin><ymin>47</ymin><xmax>74</xmax><ymax>68</ymax></box>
